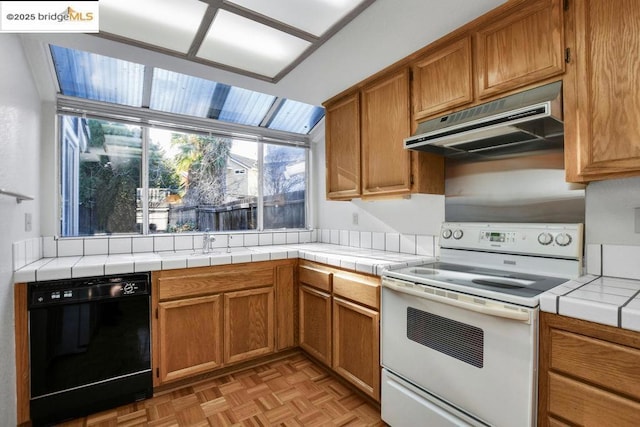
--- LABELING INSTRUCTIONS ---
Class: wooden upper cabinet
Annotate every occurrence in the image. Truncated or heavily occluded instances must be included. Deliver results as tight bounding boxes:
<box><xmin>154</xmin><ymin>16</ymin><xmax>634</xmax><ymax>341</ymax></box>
<box><xmin>564</xmin><ymin>0</ymin><xmax>640</xmax><ymax>182</ymax></box>
<box><xmin>325</xmin><ymin>92</ymin><xmax>361</xmax><ymax>200</ymax></box>
<box><xmin>361</xmin><ymin>68</ymin><xmax>412</xmax><ymax>198</ymax></box>
<box><xmin>475</xmin><ymin>0</ymin><xmax>565</xmax><ymax>99</ymax></box>
<box><xmin>412</xmin><ymin>36</ymin><xmax>474</xmax><ymax>121</ymax></box>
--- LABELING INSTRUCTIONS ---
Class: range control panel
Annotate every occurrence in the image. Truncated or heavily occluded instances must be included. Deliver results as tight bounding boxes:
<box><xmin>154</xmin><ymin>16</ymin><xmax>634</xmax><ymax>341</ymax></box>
<box><xmin>440</xmin><ymin>222</ymin><xmax>584</xmax><ymax>259</ymax></box>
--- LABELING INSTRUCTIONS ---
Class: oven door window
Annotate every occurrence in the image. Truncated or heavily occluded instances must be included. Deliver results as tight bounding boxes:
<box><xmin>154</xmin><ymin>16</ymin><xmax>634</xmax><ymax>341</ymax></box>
<box><xmin>29</xmin><ymin>296</ymin><xmax>151</xmax><ymax>398</ymax></box>
<box><xmin>407</xmin><ymin>307</ymin><xmax>484</xmax><ymax>368</ymax></box>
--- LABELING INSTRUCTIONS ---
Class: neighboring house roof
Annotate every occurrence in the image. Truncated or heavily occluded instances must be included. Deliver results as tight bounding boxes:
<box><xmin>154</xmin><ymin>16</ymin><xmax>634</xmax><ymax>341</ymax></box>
<box><xmin>228</xmin><ymin>153</ymin><xmax>257</xmax><ymax>170</ymax></box>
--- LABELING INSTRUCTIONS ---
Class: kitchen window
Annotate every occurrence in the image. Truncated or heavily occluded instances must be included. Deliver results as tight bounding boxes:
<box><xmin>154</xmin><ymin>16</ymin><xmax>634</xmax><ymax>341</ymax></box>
<box><xmin>51</xmin><ymin>45</ymin><xmax>320</xmax><ymax>237</ymax></box>
<box><xmin>60</xmin><ymin>116</ymin><xmax>309</xmax><ymax>236</ymax></box>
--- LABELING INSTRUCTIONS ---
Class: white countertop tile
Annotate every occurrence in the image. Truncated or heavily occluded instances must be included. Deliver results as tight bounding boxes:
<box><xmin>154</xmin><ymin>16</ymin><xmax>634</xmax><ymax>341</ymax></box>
<box><xmin>539</xmin><ymin>293</ymin><xmax>558</xmax><ymax>313</ymax></box>
<box><xmin>13</xmin><ymin>258</ymin><xmax>54</xmax><ymax>282</ymax></box>
<box><xmin>540</xmin><ymin>273</ymin><xmax>640</xmax><ymax>330</ymax></box>
<box><xmin>621</xmin><ymin>298</ymin><xmax>640</xmax><ymax>332</ymax></box>
<box><xmin>559</xmin><ymin>296</ymin><xmax>620</xmax><ymax>327</ymax></box>
<box><xmin>36</xmin><ymin>256</ymin><xmax>82</xmax><ymax>281</ymax></box>
<box><xmin>580</xmin><ymin>283</ymin><xmax>639</xmax><ymax>298</ymax></box>
<box><xmin>73</xmin><ymin>255</ymin><xmax>108</xmax><ymax>278</ymax></box>
<box><xmin>160</xmin><ymin>258</ymin><xmax>187</xmax><ymax>270</ymax></box>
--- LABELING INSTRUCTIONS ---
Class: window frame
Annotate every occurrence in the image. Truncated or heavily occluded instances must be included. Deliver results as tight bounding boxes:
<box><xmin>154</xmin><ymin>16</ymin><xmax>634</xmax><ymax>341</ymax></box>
<box><xmin>57</xmin><ymin>97</ymin><xmax>312</xmax><ymax>237</ymax></box>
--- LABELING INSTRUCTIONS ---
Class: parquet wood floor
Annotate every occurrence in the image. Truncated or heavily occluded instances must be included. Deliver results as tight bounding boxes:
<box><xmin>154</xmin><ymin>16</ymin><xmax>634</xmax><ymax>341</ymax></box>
<box><xmin>56</xmin><ymin>352</ymin><xmax>386</xmax><ymax>427</ymax></box>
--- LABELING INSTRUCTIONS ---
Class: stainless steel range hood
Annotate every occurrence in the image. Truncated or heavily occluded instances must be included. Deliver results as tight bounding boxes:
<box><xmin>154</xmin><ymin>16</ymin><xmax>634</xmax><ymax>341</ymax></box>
<box><xmin>404</xmin><ymin>81</ymin><xmax>563</xmax><ymax>158</ymax></box>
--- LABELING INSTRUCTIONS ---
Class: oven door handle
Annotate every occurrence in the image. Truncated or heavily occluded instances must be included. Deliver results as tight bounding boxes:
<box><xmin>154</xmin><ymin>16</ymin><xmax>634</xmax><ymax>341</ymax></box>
<box><xmin>382</xmin><ymin>278</ymin><xmax>531</xmax><ymax>322</ymax></box>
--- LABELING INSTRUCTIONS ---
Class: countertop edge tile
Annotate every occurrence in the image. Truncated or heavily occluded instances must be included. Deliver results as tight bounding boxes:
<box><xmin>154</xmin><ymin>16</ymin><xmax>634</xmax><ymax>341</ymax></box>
<box><xmin>558</xmin><ymin>296</ymin><xmax>619</xmax><ymax>327</ymax></box>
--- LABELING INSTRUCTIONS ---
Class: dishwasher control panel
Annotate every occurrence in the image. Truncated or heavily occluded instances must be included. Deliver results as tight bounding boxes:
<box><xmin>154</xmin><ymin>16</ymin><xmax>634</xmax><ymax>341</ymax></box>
<box><xmin>28</xmin><ymin>273</ymin><xmax>150</xmax><ymax>308</ymax></box>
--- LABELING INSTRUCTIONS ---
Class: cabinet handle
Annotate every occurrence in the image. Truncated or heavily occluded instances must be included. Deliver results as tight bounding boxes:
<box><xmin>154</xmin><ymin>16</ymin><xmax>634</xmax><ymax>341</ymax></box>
<box><xmin>565</xmin><ymin>48</ymin><xmax>571</xmax><ymax>64</ymax></box>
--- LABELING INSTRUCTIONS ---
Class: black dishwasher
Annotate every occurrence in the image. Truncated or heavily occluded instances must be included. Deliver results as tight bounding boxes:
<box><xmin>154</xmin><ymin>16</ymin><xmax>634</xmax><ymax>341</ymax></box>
<box><xmin>28</xmin><ymin>273</ymin><xmax>153</xmax><ymax>426</ymax></box>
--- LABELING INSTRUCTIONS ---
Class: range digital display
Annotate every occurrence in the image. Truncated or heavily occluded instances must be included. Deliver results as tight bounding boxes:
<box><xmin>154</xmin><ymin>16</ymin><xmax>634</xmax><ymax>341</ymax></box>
<box><xmin>489</xmin><ymin>232</ymin><xmax>504</xmax><ymax>242</ymax></box>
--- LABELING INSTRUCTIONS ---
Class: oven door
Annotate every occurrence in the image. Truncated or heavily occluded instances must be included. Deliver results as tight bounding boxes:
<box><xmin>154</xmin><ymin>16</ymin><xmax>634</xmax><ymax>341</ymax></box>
<box><xmin>381</xmin><ymin>277</ymin><xmax>538</xmax><ymax>427</ymax></box>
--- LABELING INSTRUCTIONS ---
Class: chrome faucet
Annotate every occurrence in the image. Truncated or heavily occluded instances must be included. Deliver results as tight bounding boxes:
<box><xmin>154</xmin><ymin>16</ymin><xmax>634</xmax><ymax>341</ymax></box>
<box><xmin>202</xmin><ymin>230</ymin><xmax>216</xmax><ymax>254</ymax></box>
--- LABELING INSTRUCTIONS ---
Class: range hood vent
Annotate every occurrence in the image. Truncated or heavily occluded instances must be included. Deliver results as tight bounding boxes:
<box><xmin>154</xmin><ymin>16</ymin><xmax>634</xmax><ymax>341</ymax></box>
<box><xmin>405</xmin><ymin>81</ymin><xmax>563</xmax><ymax>158</ymax></box>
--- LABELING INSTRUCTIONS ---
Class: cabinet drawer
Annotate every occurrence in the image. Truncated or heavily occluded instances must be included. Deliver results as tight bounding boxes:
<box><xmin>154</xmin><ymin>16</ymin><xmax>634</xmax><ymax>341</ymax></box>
<box><xmin>550</xmin><ymin>329</ymin><xmax>640</xmax><ymax>400</ymax></box>
<box><xmin>333</xmin><ymin>272</ymin><xmax>379</xmax><ymax>310</ymax></box>
<box><xmin>157</xmin><ymin>263</ymin><xmax>275</xmax><ymax>301</ymax></box>
<box><xmin>548</xmin><ymin>372</ymin><xmax>640</xmax><ymax>426</ymax></box>
<box><xmin>299</xmin><ymin>265</ymin><xmax>332</xmax><ymax>293</ymax></box>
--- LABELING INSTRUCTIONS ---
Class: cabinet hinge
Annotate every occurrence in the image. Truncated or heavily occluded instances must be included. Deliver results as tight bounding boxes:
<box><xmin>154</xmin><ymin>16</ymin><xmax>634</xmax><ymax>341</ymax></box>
<box><xmin>563</xmin><ymin>0</ymin><xmax>569</xmax><ymax>11</ymax></box>
<box><xmin>565</xmin><ymin>47</ymin><xmax>571</xmax><ymax>64</ymax></box>
<box><xmin>155</xmin><ymin>308</ymin><xmax>158</xmax><ymax>319</ymax></box>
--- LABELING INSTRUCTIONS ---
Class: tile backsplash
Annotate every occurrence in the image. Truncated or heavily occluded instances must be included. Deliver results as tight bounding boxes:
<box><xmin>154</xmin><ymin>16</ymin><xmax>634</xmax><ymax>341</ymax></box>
<box><xmin>13</xmin><ymin>229</ymin><xmax>437</xmax><ymax>271</ymax></box>
<box><xmin>587</xmin><ymin>243</ymin><xmax>640</xmax><ymax>280</ymax></box>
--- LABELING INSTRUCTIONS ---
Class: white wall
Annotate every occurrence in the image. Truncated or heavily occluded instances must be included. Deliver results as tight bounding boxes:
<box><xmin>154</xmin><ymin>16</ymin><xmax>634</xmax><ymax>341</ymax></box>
<box><xmin>586</xmin><ymin>177</ymin><xmax>640</xmax><ymax>245</ymax></box>
<box><xmin>0</xmin><ymin>34</ymin><xmax>42</xmax><ymax>425</ymax></box>
<box><xmin>310</xmin><ymin>120</ymin><xmax>445</xmax><ymax>237</ymax></box>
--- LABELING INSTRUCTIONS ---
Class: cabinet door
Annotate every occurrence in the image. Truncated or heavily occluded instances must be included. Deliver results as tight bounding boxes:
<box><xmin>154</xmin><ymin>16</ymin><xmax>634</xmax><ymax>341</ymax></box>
<box><xmin>564</xmin><ymin>0</ymin><xmax>640</xmax><ymax>182</ymax></box>
<box><xmin>332</xmin><ymin>296</ymin><xmax>380</xmax><ymax>401</ymax></box>
<box><xmin>361</xmin><ymin>68</ymin><xmax>412</xmax><ymax>198</ymax></box>
<box><xmin>158</xmin><ymin>295</ymin><xmax>222</xmax><ymax>384</ymax></box>
<box><xmin>476</xmin><ymin>0</ymin><xmax>564</xmax><ymax>99</ymax></box>
<box><xmin>275</xmin><ymin>263</ymin><xmax>297</xmax><ymax>351</ymax></box>
<box><xmin>412</xmin><ymin>36</ymin><xmax>473</xmax><ymax>121</ymax></box>
<box><xmin>299</xmin><ymin>285</ymin><xmax>332</xmax><ymax>366</ymax></box>
<box><xmin>325</xmin><ymin>92</ymin><xmax>361</xmax><ymax>200</ymax></box>
<box><xmin>224</xmin><ymin>287</ymin><xmax>274</xmax><ymax>364</ymax></box>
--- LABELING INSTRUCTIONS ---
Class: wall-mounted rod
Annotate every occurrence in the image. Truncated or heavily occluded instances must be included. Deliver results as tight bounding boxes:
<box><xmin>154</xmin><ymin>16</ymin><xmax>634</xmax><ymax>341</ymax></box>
<box><xmin>0</xmin><ymin>188</ymin><xmax>34</xmax><ymax>204</ymax></box>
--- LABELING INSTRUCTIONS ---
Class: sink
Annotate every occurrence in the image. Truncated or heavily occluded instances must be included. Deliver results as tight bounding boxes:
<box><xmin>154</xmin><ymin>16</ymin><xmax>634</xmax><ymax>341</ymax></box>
<box><xmin>210</xmin><ymin>247</ymin><xmax>254</xmax><ymax>254</ymax></box>
<box><xmin>157</xmin><ymin>247</ymin><xmax>253</xmax><ymax>258</ymax></box>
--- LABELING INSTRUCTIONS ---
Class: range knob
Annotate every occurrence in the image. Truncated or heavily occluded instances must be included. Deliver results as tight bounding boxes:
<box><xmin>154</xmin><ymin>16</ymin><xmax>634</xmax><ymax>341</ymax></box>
<box><xmin>452</xmin><ymin>229</ymin><xmax>464</xmax><ymax>240</ymax></box>
<box><xmin>537</xmin><ymin>232</ymin><xmax>553</xmax><ymax>245</ymax></box>
<box><xmin>555</xmin><ymin>233</ymin><xmax>573</xmax><ymax>247</ymax></box>
<box><xmin>441</xmin><ymin>228</ymin><xmax>452</xmax><ymax>239</ymax></box>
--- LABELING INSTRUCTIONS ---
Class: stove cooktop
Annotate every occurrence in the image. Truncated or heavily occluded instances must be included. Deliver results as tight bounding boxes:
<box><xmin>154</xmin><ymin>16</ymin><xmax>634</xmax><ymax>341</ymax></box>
<box><xmin>383</xmin><ymin>261</ymin><xmax>569</xmax><ymax>306</ymax></box>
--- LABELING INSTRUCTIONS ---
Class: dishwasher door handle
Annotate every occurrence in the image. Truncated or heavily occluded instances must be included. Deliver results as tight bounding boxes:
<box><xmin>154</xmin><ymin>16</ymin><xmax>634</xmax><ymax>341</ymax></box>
<box><xmin>382</xmin><ymin>277</ymin><xmax>532</xmax><ymax>322</ymax></box>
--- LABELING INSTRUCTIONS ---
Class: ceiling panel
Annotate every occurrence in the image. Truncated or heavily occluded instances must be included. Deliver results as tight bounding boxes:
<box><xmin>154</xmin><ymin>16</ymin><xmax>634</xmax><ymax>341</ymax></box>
<box><xmin>197</xmin><ymin>10</ymin><xmax>311</xmax><ymax>78</ymax></box>
<box><xmin>99</xmin><ymin>0</ymin><xmax>207</xmax><ymax>54</ymax></box>
<box><xmin>96</xmin><ymin>0</ymin><xmax>376</xmax><ymax>82</ymax></box>
<box><xmin>226</xmin><ymin>0</ymin><xmax>366</xmax><ymax>37</ymax></box>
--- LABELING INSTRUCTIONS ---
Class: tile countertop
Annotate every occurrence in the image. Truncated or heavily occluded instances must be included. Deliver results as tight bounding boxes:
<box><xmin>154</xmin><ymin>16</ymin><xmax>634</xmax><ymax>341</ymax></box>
<box><xmin>13</xmin><ymin>243</ymin><xmax>432</xmax><ymax>283</ymax></box>
<box><xmin>540</xmin><ymin>274</ymin><xmax>640</xmax><ymax>332</ymax></box>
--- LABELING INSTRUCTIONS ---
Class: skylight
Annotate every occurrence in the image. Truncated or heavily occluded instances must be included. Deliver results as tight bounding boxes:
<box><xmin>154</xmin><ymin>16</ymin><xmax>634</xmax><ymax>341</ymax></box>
<box><xmin>50</xmin><ymin>45</ymin><xmax>324</xmax><ymax>135</ymax></box>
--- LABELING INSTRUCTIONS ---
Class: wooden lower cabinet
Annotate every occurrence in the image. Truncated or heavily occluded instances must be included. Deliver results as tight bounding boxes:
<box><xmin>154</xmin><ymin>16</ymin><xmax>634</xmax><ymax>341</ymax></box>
<box><xmin>299</xmin><ymin>284</ymin><xmax>332</xmax><ymax>366</ymax></box>
<box><xmin>297</xmin><ymin>260</ymin><xmax>381</xmax><ymax>402</ymax></box>
<box><xmin>333</xmin><ymin>296</ymin><xmax>380</xmax><ymax>400</ymax></box>
<box><xmin>224</xmin><ymin>287</ymin><xmax>274</xmax><ymax>364</ymax></box>
<box><xmin>539</xmin><ymin>312</ymin><xmax>640</xmax><ymax>426</ymax></box>
<box><xmin>153</xmin><ymin>260</ymin><xmax>295</xmax><ymax>386</ymax></box>
<box><xmin>158</xmin><ymin>295</ymin><xmax>223</xmax><ymax>384</ymax></box>
<box><xmin>275</xmin><ymin>263</ymin><xmax>297</xmax><ymax>351</ymax></box>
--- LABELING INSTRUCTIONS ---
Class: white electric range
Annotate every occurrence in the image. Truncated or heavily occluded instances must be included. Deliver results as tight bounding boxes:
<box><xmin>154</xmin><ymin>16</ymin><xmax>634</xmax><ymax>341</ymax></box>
<box><xmin>380</xmin><ymin>222</ymin><xmax>583</xmax><ymax>427</ymax></box>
